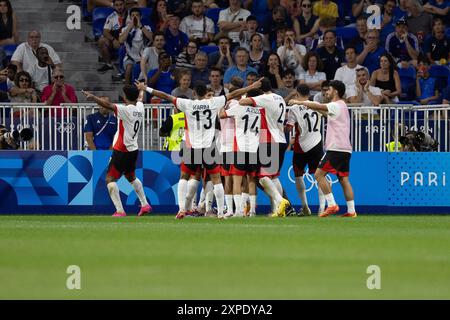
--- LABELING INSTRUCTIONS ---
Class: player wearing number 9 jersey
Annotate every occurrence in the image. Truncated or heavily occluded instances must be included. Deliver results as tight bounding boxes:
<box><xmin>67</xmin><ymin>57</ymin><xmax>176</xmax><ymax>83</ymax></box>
<box><xmin>136</xmin><ymin>79</ymin><xmax>263</xmax><ymax>219</ymax></box>
<box><xmin>286</xmin><ymin>84</ymin><xmax>325</xmax><ymax>217</ymax></box>
<box><xmin>82</xmin><ymin>86</ymin><xmax>152</xmax><ymax>217</ymax></box>
<box><xmin>239</xmin><ymin>78</ymin><xmax>290</xmax><ymax>218</ymax></box>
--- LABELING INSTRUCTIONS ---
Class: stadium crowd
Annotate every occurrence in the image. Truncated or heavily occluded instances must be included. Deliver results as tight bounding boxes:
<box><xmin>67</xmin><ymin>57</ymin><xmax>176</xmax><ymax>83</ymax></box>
<box><xmin>0</xmin><ymin>0</ymin><xmax>449</xmax><ymax>145</ymax></box>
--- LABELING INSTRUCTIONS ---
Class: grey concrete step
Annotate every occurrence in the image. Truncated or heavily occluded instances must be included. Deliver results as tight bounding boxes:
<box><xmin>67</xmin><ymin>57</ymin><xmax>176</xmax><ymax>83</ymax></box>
<box><xmin>18</xmin><ymin>31</ymin><xmax>85</xmax><ymax>43</ymax></box>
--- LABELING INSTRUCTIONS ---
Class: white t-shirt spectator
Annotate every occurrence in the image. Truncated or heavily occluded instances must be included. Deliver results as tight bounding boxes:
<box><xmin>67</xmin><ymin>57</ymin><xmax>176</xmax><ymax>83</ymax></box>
<box><xmin>218</xmin><ymin>8</ymin><xmax>251</xmax><ymax>43</ymax></box>
<box><xmin>120</xmin><ymin>26</ymin><xmax>152</xmax><ymax>62</ymax></box>
<box><xmin>277</xmin><ymin>44</ymin><xmax>307</xmax><ymax>78</ymax></box>
<box><xmin>104</xmin><ymin>11</ymin><xmax>128</xmax><ymax>33</ymax></box>
<box><xmin>346</xmin><ymin>84</ymin><xmax>383</xmax><ymax>112</ymax></box>
<box><xmin>334</xmin><ymin>64</ymin><xmax>362</xmax><ymax>88</ymax></box>
<box><xmin>299</xmin><ymin>71</ymin><xmax>326</xmax><ymax>96</ymax></box>
<box><xmin>180</xmin><ymin>15</ymin><xmax>215</xmax><ymax>40</ymax></box>
<box><xmin>29</xmin><ymin>64</ymin><xmax>53</xmax><ymax>92</ymax></box>
<box><xmin>11</xmin><ymin>43</ymin><xmax>61</xmax><ymax>74</ymax></box>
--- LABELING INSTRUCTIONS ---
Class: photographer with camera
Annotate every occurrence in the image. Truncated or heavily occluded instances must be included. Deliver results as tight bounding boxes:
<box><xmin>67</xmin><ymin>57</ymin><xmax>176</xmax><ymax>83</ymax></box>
<box><xmin>399</xmin><ymin>130</ymin><xmax>439</xmax><ymax>152</ymax></box>
<box><xmin>0</xmin><ymin>124</ymin><xmax>33</xmax><ymax>150</ymax></box>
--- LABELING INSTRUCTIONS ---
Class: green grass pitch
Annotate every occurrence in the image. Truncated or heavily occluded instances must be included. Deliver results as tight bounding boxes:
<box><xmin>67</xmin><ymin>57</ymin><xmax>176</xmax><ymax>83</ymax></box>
<box><xmin>0</xmin><ymin>215</ymin><xmax>449</xmax><ymax>299</ymax></box>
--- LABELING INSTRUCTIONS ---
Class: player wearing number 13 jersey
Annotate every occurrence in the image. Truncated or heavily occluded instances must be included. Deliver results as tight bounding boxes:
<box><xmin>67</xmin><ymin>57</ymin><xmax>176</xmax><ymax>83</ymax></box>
<box><xmin>136</xmin><ymin>80</ymin><xmax>262</xmax><ymax>219</ymax></box>
<box><xmin>82</xmin><ymin>86</ymin><xmax>151</xmax><ymax>217</ymax></box>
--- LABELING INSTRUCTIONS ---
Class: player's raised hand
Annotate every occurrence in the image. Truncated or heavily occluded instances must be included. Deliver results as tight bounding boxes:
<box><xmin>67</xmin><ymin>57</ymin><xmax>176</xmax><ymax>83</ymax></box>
<box><xmin>288</xmin><ymin>99</ymin><xmax>300</xmax><ymax>106</ymax></box>
<box><xmin>82</xmin><ymin>90</ymin><xmax>95</xmax><ymax>101</ymax></box>
<box><xmin>134</xmin><ymin>80</ymin><xmax>147</xmax><ymax>91</ymax></box>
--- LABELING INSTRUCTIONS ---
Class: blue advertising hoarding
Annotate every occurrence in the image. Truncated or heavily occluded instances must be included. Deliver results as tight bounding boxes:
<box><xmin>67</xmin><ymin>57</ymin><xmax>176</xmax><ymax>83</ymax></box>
<box><xmin>0</xmin><ymin>151</ymin><xmax>449</xmax><ymax>214</ymax></box>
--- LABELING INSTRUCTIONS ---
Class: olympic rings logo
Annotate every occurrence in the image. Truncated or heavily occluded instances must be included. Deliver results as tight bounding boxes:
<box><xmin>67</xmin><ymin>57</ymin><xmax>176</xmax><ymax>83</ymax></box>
<box><xmin>287</xmin><ymin>165</ymin><xmax>339</xmax><ymax>192</ymax></box>
<box><xmin>56</xmin><ymin>122</ymin><xmax>76</xmax><ymax>133</ymax></box>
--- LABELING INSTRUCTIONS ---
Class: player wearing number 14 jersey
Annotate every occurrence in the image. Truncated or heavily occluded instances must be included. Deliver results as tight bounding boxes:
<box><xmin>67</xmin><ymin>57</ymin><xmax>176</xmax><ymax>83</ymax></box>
<box><xmin>135</xmin><ymin>80</ymin><xmax>262</xmax><ymax>219</ymax></box>
<box><xmin>82</xmin><ymin>86</ymin><xmax>152</xmax><ymax>217</ymax></box>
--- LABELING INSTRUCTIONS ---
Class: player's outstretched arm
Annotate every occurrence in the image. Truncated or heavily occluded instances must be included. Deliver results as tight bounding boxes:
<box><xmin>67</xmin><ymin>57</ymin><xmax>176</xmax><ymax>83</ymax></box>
<box><xmin>288</xmin><ymin>99</ymin><xmax>328</xmax><ymax>116</ymax></box>
<box><xmin>226</xmin><ymin>77</ymin><xmax>263</xmax><ymax>101</ymax></box>
<box><xmin>82</xmin><ymin>90</ymin><xmax>116</xmax><ymax>112</ymax></box>
<box><xmin>134</xmin><ymin>80</ymin><xmax>176</xmax><ymax>104</ymax></box>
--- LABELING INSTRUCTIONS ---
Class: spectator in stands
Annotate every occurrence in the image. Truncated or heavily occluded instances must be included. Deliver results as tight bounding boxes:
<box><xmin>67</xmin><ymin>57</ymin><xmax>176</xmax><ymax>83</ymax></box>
<box><xmin>394</xmin><ymin>0</ymin><xmax>409</xmax><ymax>20</ymax></box>
<box><xmin>223</xmin><ymin>47</ymin><xmax>257</xmax><ymax>88</ymax></box>
<box><xmin>293</xmin><ymin>0</ymin><xmax>320</xmax><ymax>45</ymax></box>
<box><xmin>263</xmin><ymin>6</ymin><xmax>292</xmax><ymax>46</ymax></box>
<box><xmin>164</xmin><ymin>14</ymin><xmax>189</xmax><ymax>58</ymax></box>
<box><xmin>385</xmin><ymin>18</ymin><xmax>419</xmax><ymax>64</ymax></box>
<box><xmin>277</xmin><ymin>28</ymin><xmax>307</xmax><ymax>78</ymax></box>
<box><xmin>370</xmin><ymin>53</ymin><xmax>401</xmax><ymax>103</ymax></box>
<box><xmin>97</xmin><ymin>0</ymin><xmax>128</xmax><ymax>73</ymax></box>
<box><xmin>0</xmin><ymin>0</ymin><xmax>18</xmax><ymax>46</ymax></box>
<box><xmin>191</xmin><ymin>52</ymin><xmax>210</xmax><ymax>85</ymax></box>
<box><xmin>246</xmin><ymin>71</ymin><xmax>258</xmax><ymax>86</ymax></box>
<box><xmin>309</xmin><ymin>18</ymin><xmax>344</xmax><ymax>50</ymax></box>
<box><xmin>282</xmin><ymin>0</ymin><xmax>302</xmax><ymax>19</ymax></box>
<box><xmin>424</xmin><ymin>0</ymin><xmax>450</xmax><ymax>25</ymax></box>
<box><xmin>299</xmin><ymin>51</ymin><xmax>327</xmax><ymax>96</ymax></box>
<box><xmin>140</xmin><ymin>32</ymin><xmax>166</xmax><ymax>81</ymax></box>
<box><xmin>313</xmin><ymin>0</ymin><xmax>338</xmax><ymax>23</ymax></box>
<box><xmin>176</xmin><ymin>39</ymin><xmax>198</xmax><ymax>70</ymax></box>
<box><xmin>416</xmin><ymin>64</ymin><xmax>440</xmax><ymax>105</ymax></box>
<box><xmin>29</xmin><ymin>47</ymin><xmax>55</xmax><ymax>94</ymax></box>
<box><xmin>41</xmin><ymin>69</ymin><xmax>77</xmax><ymax>108</ymax></box>
<box><xmin>352</xmin><ymin>0</ymin><xmax>381</xmax><ymax>19</ymax></box>
<box><xmin>347</xmin><ymin>67</ymin><xmax>383</xmax><ymax>107</ymax></box>
<box><xmin>180</xmin><ymin>0</ymin><xmax>215</xmax><ymax>46</ymax></box>
<box><xmin>335</xmin><ymin>46</ymin><xmax>363</xmax><ymax>89</ymax></box>
<box><xmin>147</xmin><ymin>52</ymin><xmax>176</xmax><ymax>94</ymax></box>
<box><xmin>350</xmin><ymin>16</ymin><xmax>368</xmax><ymax>54</ymax></box>
<box><xmin>208</xmin><ymin>36</ymin><xmax>233</xmax><ymax>73</ymax></box>
<box><xmin>405</xmin><ymin>0</ymin><xmax>433</xmax><ymax>41</ymax></box>
<box><xmin>150</xmin><ymin>0</ymin><xmax>171</xmax><ymax>32</ymax></box>
<box><xmin>423</xmin><ymin>18</ymin><xmax>450</xmax><ymax>64</ymax></box>
<box><xmin>118</xmin><ymin>8</ymin><xmax>153</xmax><ymax>84</ymax></box>
<box><xmin>247</xmin><ymin>33</ymin><xmax>269</xmax><ymax>75</ymax></box>
<box><xmin>316</xmin><ymin>30</ymin><xmax>345</xmax><ymax>80</ymax></box>
<box><xmin>262</xmin><ymin>53</ymin><xmax>284</xmax><ymax>89</ymax></box>
<box><xmin>9</xmin><ymin>71</ymin><xmax>38</xmax><ymax>103</ymax></box>
<box><xmin>239</xmin><ymin>15</ymin><xmax>269</xmax><ymax>51</ymax></box>
<box><xmin>272</xmin><ymin>26</ymin><xmax>288</xmax><ymax>52</ymax></box>
<box><xmin>171</xmin><ymin>69</ymin><xmax>194</xmax><ymax>99</ymax></box>
<box><xmin>0</xmin><ymin>63</ymin><xmax>16</xmax><ymax>95</ymax></box>
<box><xmin>218</xmin><ymin>0</ymin><xmax>251</xmax><ymax>47</ymax></box>
<box><xmin>207</xmin><ymin>67</ymin><xmax>228</xmax><ymax>96</ymax></box>
<box><xmin>275</xmin><ymin>69</ymin><xmax>297</xmax><ymax>99</ymax></box>
<box><xmin>84</xmin><ymin>97</ymin><xmax>117</xmax><ymax>150</ymax></box>
<box><xmin>87</xmin><ymin>0</ymin><xmax>146</xmax><ymax>13</ymax></box>
<box><xmin>313</xmin><ymin>80</ymin><xmax>331</xmax><ymax>103</ymax></box>
<box><xmin>381</xmin><ymin>0</ymin><xmax>398</xmax><ymax>29</ymax></box>
<box><xmin>357</xmin><ymin>29</ymin><xmax>386</xmax><ymax>74</ymax></box>
<box><xmin>11</xmin><ymin>31</ymin><xmax>62</xmax><ymax>74</ymax></box>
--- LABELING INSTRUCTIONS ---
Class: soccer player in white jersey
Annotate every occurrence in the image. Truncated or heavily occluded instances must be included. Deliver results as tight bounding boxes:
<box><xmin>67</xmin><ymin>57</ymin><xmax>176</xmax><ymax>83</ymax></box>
<box><xmin>290</xmin><ymin>80</ymin><xmax>357</xmax><ymax>218</ymax></box>
<box><xmin>219</xmin><ymin>88</ymin><xmax>263</xmax><ymax>218</ymax></box>
<box><xmin>239</xmin><ymin>78</ymin><xmax>290</xmax><ymax>218</ymax></box>
<box><xmin>82</xmin><ymin>86</ymin><xmax>152</xmax><ymax>217</ymax></box>
<box><xmin>287</xmin><ymin>84</ymin><xmax>326</xmax><ymax>216</ymax></box>
<box><xmin>135</xmin><ymin>79</ymin><xmax>261</xmax><ymax>219</ymax></box>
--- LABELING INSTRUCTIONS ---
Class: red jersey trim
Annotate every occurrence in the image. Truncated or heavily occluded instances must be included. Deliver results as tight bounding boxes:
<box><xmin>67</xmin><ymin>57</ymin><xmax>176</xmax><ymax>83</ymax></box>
<box><xmin>113</xmin><ymin>119</ymin><xmax>128</xmax><ymax>152</ymax></box>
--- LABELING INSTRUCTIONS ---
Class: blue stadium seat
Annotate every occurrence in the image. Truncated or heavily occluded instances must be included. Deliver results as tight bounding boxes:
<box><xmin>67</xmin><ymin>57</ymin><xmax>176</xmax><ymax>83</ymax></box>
<box><xmin>429</xmin><ymin>65</ymin><xmax>450</xmax><ymax>91</ymax></box>
<box><xmin>398</xmin><ymin>66</ymin><xmax>416</xmax><ymax>101</ymax></box>
<box><xmin>139</xmin><ymin>7</ymin><xmax>152</xmax><ymax>27</ymax></box>
<box><xmin>200</xmin><ymin>45</ymin><xmax>219</xmax><ymax>55</ymax></box>
<box><xmin>92</xmin><ymin>7</ymin><xmax>114</xmax><ymax>39</ymax></box>
<box><xmin>2</xmin><ymin>44</ymin><xmax>17</xmax><ymax>58</ymax></box>
<box><xmin>206</xmin><ymin>8</ymin><xmax>221</xmax><ymax>25</ymax></box>
<box><xmin>335</xmin><ymin>27</ymin><xmax>358</xmax><ymax>43</ymax></box>
<box><xmin>446</xmin><ymin>27</ymin><xmax>450</xmax><ymax>39</ymax></box>
<box><xmin>82</xmin><ymin>0</ymin><xmax>91</xmax><ymax>18</ymax></box>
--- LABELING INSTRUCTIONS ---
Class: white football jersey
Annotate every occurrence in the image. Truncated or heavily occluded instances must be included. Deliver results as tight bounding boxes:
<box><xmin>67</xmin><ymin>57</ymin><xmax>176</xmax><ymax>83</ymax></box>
<box><xmin>113</xmin><ymin>102</ymin><xmax>144</xmax><ymax>152</ymax></box>
<box><xmin>225</xmin><ymin>103</ymin><xmax>261</xmax><ymax>153</ymax></box>
<box><xmin>175</xmin><ymin>96</ymin><xmax>227</xmax><ymax>149</ymax></box>
<box><xmin>250</xmin><ymin>93</ymin><xmax>287</xmax><ymax>143</ymax></box>
<box><xmin>287</xmin><ymin>104</ymin><xmax>322</xmax><ymax>153</ymax></box>
<box><xmin>219</xmin><ymin>100</ymin><xmax>237</xmax><ymax>153</ymax></box>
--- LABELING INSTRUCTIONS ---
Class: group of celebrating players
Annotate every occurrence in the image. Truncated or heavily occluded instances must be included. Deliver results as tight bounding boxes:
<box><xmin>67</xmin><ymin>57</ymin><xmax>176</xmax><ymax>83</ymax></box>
<box><xmin>82</xmin><ymin>75</ymin><xmax>357</xmax><ymax>219</ymax></box>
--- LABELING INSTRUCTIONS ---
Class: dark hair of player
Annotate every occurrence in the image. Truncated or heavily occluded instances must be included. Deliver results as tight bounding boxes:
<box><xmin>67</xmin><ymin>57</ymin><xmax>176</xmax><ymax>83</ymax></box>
<box><xmin>296</xmin><ymin>84</ymin><xmax>310</xmax><ymax>97</ymax></box>
<box><xmin>260</xmin><ymin>77</ymin><xmax>272</xmax><ymax>92</ymax></box>
<box><xmin>193</xmin><ymin>80</ymin><xmax>207</xmax><ymax>97</ymax></box>
<box><xmin>247</xmin><ymin>88</ymin><xmax>264</xmax><ymax>97</ymax></box>
<box><xmin>329</xmin><ymin>80</ymin><xmax>346</xmax><ymax>98</ymax></box>
<box><xmin>123</xmin><ymin>85</ymin><xmax>140</xmax><ymax>102</ymax></box>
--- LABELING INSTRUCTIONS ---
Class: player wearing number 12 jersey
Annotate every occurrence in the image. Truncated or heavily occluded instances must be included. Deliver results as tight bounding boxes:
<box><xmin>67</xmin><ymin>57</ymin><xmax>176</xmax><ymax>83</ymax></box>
<box><xmin>286</xmin><ymin>84</ymin><xmax>325</xmax><ymax>217</ymax></box>
<box><xmin>135</xmin><ymin>80</ymin><xmax>262</xmax><ymax>219</ymax></box>
<box><xmin>82</xmin><ymin>86</ymin><xmax>152</xmax><ymax>217</ymax></box>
